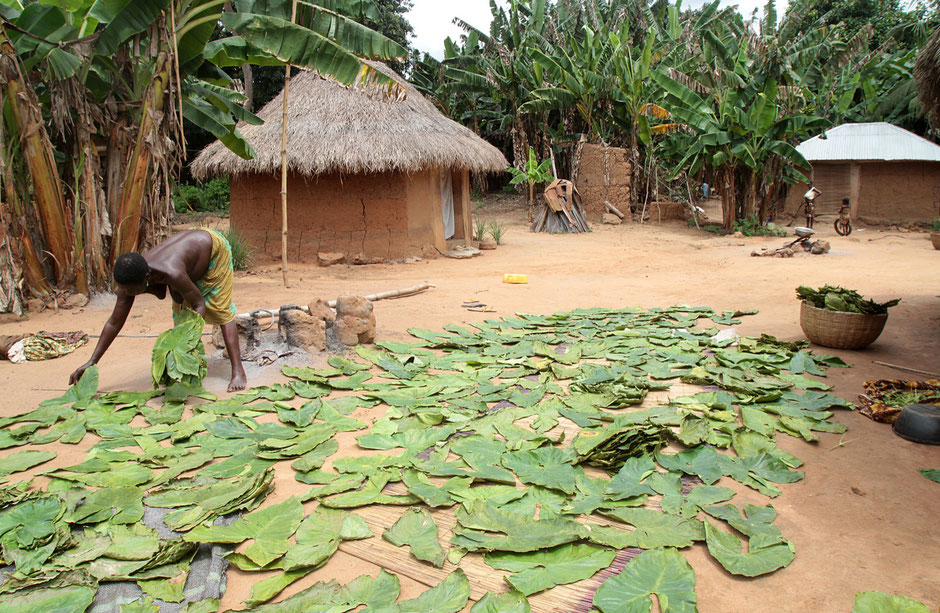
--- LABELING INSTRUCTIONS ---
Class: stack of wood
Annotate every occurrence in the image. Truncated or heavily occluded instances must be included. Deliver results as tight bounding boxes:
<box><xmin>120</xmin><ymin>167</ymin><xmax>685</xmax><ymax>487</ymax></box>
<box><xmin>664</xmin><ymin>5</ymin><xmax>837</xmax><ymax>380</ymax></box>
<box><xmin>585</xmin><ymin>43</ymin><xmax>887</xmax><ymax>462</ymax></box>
<box><xmin>531</xmin><ymin>179</ymin><xmax>591</xmax><ymax>233</ymax></box>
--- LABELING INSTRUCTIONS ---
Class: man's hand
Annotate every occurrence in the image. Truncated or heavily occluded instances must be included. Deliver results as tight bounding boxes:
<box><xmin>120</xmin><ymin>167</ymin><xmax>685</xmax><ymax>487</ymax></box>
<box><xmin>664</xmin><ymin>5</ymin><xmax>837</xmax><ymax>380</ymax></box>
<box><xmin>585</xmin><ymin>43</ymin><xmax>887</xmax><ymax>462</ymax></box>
<box><xmin>69</xmin><ymin>362</ymin><xmax>93</xmax><ymax>385</ymax></box>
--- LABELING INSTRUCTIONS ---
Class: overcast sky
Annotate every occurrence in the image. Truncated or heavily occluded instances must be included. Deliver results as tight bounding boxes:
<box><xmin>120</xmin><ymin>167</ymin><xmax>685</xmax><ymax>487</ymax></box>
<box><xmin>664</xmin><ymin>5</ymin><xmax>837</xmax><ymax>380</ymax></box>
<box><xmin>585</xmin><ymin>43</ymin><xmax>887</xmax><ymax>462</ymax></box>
<box><xmin>407</xmin><ymin>0</ymin><xmax>790</xmax><ymax>59</ymax></box>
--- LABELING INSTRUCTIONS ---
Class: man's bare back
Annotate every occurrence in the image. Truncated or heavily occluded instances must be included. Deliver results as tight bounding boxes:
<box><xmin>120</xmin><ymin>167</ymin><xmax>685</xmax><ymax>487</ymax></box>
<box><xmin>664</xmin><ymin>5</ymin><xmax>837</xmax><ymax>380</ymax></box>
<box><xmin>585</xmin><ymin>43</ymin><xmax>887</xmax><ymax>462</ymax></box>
<box><xmin>69</xmin><ymin>229</ymin><xmax>247</xmax><ymax>392</ymax></box>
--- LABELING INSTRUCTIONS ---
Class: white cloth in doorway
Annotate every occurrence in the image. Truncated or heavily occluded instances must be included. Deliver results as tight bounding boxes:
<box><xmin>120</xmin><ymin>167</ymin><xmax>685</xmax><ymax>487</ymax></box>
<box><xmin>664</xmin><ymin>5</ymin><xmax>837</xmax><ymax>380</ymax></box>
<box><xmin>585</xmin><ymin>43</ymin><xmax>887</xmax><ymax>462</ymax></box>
<box><xmin>441</xmin><ymin>171</ymin><xmax>455</xmax><ymax>239</ymax></box>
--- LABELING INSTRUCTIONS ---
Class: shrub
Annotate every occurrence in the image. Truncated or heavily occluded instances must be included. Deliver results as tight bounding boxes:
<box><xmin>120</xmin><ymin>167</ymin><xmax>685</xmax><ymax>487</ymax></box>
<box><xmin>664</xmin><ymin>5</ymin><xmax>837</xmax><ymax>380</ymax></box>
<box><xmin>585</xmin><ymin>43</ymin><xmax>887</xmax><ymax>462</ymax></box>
<box><xmin>473</xmin><ymin>217</ymin><xmax>487</xmax><ymax>241</ymax></box>
<box><xmin>732</xmin><ymin>215</ymin><xmax>787</xmax><ymax>237</ymax></box>
<box><xmin>932</xmin><ymin>218</ymin><xmax>940</xmax><ymax>232</ymax></box>
<box><xmin>173</xmin><ymin>177</ymin><xmax>230</xmax><ymax>214</ymax></box>
<box><xmin>222</xmin><ymin>226</ymin><xmax>254</xmax><ymax>271</ymax></box>
<box><xmin>488</xmin><ymin>220</ymin><xmax>507</xmax><ymax>245</ymax></box>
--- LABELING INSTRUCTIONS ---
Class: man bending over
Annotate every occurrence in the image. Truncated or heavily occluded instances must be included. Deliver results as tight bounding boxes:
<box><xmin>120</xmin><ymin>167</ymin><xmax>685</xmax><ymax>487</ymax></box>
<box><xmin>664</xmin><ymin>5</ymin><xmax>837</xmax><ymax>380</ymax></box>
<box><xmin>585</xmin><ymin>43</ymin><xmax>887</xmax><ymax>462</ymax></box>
<box><xmin>69</xmin><ymin>229</ymin><xmax>247</xmax><ymax>391</ymax></box>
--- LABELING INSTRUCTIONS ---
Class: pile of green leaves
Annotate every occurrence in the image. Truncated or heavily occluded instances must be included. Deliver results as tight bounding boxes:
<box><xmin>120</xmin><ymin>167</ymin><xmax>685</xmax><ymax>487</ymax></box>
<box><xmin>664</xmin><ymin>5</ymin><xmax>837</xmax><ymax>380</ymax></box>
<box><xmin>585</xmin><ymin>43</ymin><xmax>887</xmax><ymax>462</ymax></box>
<box><xmin>796</xmin><ymin>285</ymin><xmax>900</xmax><ymax>315</ymax></box>
<box><xmin>0</xmin><ymin>304</ymin><xmax>861</xmax><ymax>611</ymax></box>
<box><xmin>152</xmin><ymin>310</ymin><xmax>208</xmax><ymax>388</ymax></box>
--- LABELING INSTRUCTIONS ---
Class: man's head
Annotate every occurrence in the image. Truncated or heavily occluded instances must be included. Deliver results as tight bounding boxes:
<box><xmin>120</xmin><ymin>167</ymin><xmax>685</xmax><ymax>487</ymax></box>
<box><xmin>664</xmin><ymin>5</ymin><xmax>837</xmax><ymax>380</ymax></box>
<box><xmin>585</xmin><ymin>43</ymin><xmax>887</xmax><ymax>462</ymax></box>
<box><xmin>113</xmin><ymin>252</ymin><xmax>149</xmax><ymax>295</ymax></box>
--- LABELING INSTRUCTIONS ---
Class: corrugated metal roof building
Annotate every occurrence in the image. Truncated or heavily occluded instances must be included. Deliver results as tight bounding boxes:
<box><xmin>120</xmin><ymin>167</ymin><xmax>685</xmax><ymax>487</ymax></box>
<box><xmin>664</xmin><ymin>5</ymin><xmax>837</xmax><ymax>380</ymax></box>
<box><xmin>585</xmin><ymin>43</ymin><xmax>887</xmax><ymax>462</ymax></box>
<box><xmin>785</xmin><ymin>122</ymin><xmax>940</xmax><ymax>223</ymax></box>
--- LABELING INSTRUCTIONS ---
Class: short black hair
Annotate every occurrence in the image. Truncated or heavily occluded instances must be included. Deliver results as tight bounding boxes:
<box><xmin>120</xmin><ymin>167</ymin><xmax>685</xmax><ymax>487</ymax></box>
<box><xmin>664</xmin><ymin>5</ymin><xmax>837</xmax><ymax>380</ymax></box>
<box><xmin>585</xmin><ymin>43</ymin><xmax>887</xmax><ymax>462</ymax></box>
<box><xmin>843</xmin><ymin>197</ymin><xmax>850</xmax><ymax>204</ymax></box>
<box><xmin>113</xmin><ymin>252</ymin><xmax>149</xmax><ymax>285</ymax></box>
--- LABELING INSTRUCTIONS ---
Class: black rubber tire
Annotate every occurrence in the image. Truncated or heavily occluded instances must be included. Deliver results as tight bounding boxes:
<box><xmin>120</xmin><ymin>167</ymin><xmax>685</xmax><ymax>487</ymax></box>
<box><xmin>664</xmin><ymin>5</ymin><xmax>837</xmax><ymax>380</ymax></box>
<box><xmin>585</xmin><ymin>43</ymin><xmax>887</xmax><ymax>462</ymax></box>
<box><xmin>834</xmin><ymin>219</ymin><xmax>852</xmax><ymax>236</ymax></box>
<box><xmin>893</xmin><ymin>404</ymin><xmax>940</xmax><ymax>445</ymax></box>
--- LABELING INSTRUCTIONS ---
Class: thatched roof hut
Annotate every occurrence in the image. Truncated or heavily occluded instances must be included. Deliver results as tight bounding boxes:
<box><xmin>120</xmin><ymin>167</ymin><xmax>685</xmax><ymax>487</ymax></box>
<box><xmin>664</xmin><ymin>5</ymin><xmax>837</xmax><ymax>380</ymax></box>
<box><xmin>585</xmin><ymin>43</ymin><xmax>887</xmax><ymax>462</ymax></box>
<box><xmin>191</xmin><ymin>63</ymin><xmax>508</xmax><ymax>262</ymax></box>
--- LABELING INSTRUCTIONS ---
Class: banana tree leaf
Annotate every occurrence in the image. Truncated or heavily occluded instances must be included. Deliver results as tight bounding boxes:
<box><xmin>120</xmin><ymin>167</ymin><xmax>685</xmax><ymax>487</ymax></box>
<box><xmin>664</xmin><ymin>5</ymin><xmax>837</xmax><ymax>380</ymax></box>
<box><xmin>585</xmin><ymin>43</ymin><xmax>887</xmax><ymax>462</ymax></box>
<box><xmin>703</xmin><ymin>520</ymin><xmax>794</xmax><ymax>577</ymax></box>
<box><xmin>484</xmin><ymin>543</ymin><xmax>616</xmax><ymax>596</ymax></box>
<box><xmin>852</xmin><ymin>591</ymin><xmax>931</xmax><ymax>613</ymax></box>
<box><xmin>593</xmin><ymin>547</ymin><xmax>697</xmax><ymax>613</ymax></box>
<box><xmin>451</xmin><ymin>501</ymin><xmax>588</xmax><ymax>553</ymax></box>
<box><xmin>501</xmin><ymin>447</ymin><xmax>578</xmax><ymax>494</ymax></box>
<box><xmin>184</xmin><ymin>496</ymin><xmax>303</xmax><ymax>567</ymax></box>
<box><xmin>383</xmin><ymin>507</ymin><xmax>446</xmax><ymax>567</ymax></box>
<box><xmin>470</xmin><ymin>590</ymin><xmax>530</xmax><ymax>613</ymax></box>
<box><xmin>0</xmin><ymin>450</ymin><xmax>56</xmax><ymax>478</ymax></box>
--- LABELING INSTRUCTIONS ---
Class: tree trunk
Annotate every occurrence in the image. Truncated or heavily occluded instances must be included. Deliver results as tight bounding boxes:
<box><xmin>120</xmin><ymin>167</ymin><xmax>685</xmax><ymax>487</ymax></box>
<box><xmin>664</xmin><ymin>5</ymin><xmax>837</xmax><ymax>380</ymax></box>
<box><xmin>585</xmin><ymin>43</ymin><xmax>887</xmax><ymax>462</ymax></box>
<box><xmin>242</xmin><ymin>64</ymin><xmax>254</xmax><ymax>111</ymax></box>
<box><xmin>112</xmin><ymin>52</ymin><xmax>170</xmax><ymax>260</ymax></box>
<box><xmin>0</xmin><ymin>29</ymin><xmax>73</xmax><ymax>284</ymax></box>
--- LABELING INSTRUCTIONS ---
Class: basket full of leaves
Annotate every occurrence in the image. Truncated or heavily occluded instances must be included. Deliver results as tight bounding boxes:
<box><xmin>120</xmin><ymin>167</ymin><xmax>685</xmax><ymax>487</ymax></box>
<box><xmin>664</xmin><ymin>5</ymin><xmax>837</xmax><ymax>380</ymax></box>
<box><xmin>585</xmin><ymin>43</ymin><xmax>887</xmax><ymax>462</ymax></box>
<box><xmin>796</xmin><ymin>285</ymin><xmax>899</xmax><ymax>349</ymax></box>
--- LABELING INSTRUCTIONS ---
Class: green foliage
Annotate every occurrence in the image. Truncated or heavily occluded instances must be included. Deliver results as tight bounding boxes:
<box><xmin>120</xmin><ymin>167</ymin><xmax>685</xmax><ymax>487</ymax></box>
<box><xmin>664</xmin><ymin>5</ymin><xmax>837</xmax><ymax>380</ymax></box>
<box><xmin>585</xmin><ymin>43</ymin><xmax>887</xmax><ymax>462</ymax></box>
<box><xmin>796</xmin><ymin>285</ymin><xmax>901</xmax><ymax>314</ymax></box>
<box><xmin>221</xmin><ymin>226</ymin><xmax>254</xmax><ymax>271</ymax></box>
<box><xmin>732</xmin><ymin>215</ymin><xmax>787</xmax><ymax>237</ymax></box>
<box><xmin>932</xmin><ymin>218</ymin><xmax>940</xmax><ymax>232</ymax></box>
<box><xmin>488</xmin><ymin>220</ymin><xmax>507</xmax><ymax>244</ymax></box>
<box><xmin>593</xmin><ymin>548</ymin><xmax>698</xmax><ymax>613</ymax></box>
<box><xmin>173</xmin><ymin>178</ymin><xmax>230</xmax><ymax>214</ymax></box>
<box><xmin>852</xmin><ymin>590</ymin><xmax>931</xmax><ymax>612</ymax></box>
<box><xmin>151</xmin><ymin>310</ymin><xmax>208</xmax><ymax>388</ymax></box>
<box><xmin>383</xmin><ymin>507</ymin><xmax>447</xmax><ymax>567</ymax></box>
<box><xmin>473</xmin><ymin>217</ymin><xmax>488</xmax><ymax>241</ymax></box>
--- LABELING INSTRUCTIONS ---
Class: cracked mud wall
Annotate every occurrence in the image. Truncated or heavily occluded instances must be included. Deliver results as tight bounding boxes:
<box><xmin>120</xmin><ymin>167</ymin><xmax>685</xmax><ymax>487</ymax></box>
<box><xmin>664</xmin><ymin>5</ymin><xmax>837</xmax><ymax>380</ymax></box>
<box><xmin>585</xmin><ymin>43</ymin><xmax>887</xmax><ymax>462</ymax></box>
<box><xmin>230</xmin><ymin>170</ymin><xmax>455</xmax><ymax>261</ymax></box>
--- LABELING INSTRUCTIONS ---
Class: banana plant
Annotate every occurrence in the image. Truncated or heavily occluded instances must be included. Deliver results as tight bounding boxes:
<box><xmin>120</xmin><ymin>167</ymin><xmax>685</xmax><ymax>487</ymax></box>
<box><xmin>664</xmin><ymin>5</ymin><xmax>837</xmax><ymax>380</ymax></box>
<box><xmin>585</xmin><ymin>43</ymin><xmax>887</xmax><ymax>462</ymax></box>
<box><xmin>0</xmin><ymin>0</ymin><xmax>406</xmax><ymax>302</ymax></box>
<box><xmin>507</xmin><ymin>146</ymin><xmax>554</xmax><ymax>221</ymax></box>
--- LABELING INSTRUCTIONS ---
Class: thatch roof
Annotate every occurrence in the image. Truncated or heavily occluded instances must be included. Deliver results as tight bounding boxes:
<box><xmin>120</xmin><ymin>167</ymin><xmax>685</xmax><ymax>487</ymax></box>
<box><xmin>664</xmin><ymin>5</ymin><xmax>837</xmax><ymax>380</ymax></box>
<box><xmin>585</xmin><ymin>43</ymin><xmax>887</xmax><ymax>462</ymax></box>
<box><xmin>191</xmin><ymin>63</ymin><xmax>508</xmax><ymax>179</ymax></box>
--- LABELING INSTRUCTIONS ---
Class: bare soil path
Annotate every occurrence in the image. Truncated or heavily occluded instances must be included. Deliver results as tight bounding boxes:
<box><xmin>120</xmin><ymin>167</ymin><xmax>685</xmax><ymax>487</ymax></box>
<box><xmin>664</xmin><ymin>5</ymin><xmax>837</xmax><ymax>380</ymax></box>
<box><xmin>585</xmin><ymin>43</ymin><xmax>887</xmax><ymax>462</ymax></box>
<box><xmin>2</xmin><ymin>200</ymin><xmax>938</xmax><ymax>611</ymax></box>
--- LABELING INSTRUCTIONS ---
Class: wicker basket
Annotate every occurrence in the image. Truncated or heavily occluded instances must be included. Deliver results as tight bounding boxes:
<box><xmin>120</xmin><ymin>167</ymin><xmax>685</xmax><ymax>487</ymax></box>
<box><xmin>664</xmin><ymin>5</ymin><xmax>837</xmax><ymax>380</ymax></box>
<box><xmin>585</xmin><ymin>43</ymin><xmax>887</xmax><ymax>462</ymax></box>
<box><xmin>931</xmin><ymin>232</ymin><xmax>940</xmax><ymax>250</ymax></box>
<box><xmin>799</xmin><ymin>302</ymin><xmax>888</xmax><ymax>349</ymax></box>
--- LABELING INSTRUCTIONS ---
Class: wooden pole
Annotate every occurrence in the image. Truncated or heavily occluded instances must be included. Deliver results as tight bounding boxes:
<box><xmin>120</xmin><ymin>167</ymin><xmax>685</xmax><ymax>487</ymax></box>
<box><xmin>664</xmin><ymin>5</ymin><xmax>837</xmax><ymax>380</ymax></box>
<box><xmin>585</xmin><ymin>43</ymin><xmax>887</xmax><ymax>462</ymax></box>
<box><xmin>279</xmin><ymin>0</ymin><xmax>297</xmax><ymax>288</ymax></box>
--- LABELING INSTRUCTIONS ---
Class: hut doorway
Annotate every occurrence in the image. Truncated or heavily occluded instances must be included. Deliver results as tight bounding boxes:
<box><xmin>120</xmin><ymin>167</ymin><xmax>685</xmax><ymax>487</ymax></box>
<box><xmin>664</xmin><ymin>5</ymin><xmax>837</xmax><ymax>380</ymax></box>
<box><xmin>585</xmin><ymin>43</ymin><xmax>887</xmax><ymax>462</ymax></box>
<box><xmin>441</xmin><ymin>170</ymin><xmax>468</xmax><ymax>241</ymax></box>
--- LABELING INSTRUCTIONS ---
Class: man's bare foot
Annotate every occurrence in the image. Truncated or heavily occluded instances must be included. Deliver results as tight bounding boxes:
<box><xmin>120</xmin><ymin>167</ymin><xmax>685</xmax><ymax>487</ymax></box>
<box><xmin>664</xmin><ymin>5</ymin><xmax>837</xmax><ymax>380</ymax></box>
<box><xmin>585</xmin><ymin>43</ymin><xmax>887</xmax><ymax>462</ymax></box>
<box><xmin>228</xmin><ymin>370</ymin><xmax>247</xmax><ymax>392</ymax></box>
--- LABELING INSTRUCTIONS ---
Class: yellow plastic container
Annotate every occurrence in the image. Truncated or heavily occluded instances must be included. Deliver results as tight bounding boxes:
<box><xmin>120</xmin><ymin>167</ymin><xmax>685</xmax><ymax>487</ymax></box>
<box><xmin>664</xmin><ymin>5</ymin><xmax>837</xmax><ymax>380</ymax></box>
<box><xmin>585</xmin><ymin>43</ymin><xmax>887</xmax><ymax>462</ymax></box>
<box><xmin>502</xmin><ymin>274</ymin><xmax>528</xmax><ymax>284</ymax></box>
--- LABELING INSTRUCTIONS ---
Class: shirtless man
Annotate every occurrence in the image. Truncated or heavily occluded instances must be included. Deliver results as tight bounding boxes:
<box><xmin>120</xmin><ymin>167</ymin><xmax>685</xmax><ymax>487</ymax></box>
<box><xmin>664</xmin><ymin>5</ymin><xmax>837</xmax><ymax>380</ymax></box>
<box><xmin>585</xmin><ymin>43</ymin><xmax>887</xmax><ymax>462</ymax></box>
<box><xmin>69</xmin><ymin>229</ymin><xmax>247</xmax><ymax>391</ymax></box>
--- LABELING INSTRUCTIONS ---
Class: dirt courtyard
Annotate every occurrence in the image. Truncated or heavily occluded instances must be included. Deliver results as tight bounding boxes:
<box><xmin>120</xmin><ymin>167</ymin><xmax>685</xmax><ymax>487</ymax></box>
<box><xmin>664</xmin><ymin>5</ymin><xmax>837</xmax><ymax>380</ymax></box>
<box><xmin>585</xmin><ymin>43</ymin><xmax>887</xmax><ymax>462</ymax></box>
<box><xmin>2</xmin><ymin>202</ymin><xmax>938</xmax><ymax>611</ymax></box>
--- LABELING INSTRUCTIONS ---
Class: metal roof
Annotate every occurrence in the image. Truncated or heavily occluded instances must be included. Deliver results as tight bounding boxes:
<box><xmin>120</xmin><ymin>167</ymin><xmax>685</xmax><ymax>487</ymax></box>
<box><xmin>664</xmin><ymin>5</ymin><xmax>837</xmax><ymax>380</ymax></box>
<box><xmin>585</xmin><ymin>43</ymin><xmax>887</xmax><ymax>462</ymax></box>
<box><xmin>795</xmin><ymin>122</ymin><xmax>940</xmax><ymax>162</ymax></box>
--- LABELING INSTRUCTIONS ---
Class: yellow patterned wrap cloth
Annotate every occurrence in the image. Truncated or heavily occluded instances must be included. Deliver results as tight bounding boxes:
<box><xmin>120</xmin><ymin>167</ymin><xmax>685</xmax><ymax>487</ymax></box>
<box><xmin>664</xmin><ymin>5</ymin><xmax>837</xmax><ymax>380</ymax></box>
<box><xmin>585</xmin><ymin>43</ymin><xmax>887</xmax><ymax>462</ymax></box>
<box><xmin>172</xmin><ymin>229</ymin><xmax>237</xmax><ymax>325</ymax></box>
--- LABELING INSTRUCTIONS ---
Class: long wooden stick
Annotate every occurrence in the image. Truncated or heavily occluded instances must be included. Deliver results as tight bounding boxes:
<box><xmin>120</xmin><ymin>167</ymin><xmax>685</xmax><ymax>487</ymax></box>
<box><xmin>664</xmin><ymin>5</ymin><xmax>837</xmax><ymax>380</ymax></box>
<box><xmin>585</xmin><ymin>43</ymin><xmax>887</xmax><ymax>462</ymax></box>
<box><xmin>236</xmin><ymin>283</ymin><xmax>433</xmax><ymax>320</ymax></box>
<box><xmin>604</xmin><ymin>201</ymin><xmax>625</xmax><ymax>219</ymax></box>
<box><xmin>279</xmin><ymin>0</ymin><xmax>297</xmax><ymax>288</ymax></box>
<box><xmin>873</xmin><ymin>361</ymin><xmax>940</xmax><ymax>379</ymax></box>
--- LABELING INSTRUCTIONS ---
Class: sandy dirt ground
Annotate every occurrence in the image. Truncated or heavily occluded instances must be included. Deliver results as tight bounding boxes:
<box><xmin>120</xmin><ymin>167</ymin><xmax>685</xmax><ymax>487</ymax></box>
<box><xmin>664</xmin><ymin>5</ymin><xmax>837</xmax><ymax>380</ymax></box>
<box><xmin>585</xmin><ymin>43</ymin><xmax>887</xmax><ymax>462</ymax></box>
<box><xmin>1</xmin><ymin>199</ymin><xmax>938</xmax><ymax>612</ymax></box>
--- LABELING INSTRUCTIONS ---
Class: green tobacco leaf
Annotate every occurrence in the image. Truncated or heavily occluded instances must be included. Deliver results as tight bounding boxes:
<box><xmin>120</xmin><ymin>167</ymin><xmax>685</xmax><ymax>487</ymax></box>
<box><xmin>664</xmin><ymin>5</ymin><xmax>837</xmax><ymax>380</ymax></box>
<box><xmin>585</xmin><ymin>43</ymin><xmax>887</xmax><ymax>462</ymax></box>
<box><xmin>656</xmin><ymin>447</ymin><xmax>723</xmax><ymax>485</ymax></box>
<box><xmin>184</xmin><ymin>496</ymin><xmax>303</xmax><ymax>566</ymax></box>
<box><xmin>181</xmin><ymin>599</ymin><xmax>221</xmax><ymax>613</ymax></box>
<box><xmin>471</xmin><ymin>590</ymin><xmax>530</xmax><ymax>612</ymax></box>
<box><xmin>605</xmin><ymin>456</ymin><xmax>656</xmax><ymax>501</ymax></box>
<box><xmin>280</xmin><ymin>506</ymin><xmax>372</xmax><ymax>573</ymax></box>
<box><xmin>71</xmin><ymin>486</ymin><xmax>145</xmax><ymax>525</ymax></box>
<box><xmin>0</xmin><ymin>450</ymin><xmax>57</xmax><ymax>478</ymax></box>
<box><xmin>138</xmin><ymin>577</ymin><xmax>185</xmax><ymax>603</ymax></box>
<box><xmin>704</xmin><ymin>521</ymin><xmax>794</xmax><ymax>577</ymax></box>
<box><xmin>593</xmin><ymin>547</ymin><xmax>697</xmax><ymax>613</ymax></box>
<box><xmin>0</xmin><ymin>583</ymin><xmax>96</xmax><ymax>612</ymax></box>
<box><xmin>243</xmin><ymin>569</ymin><xmax>313</xmax><ymax>608</ymax></box>
<box><xmin>485</xmin><ymin>543</ymin><xmax>616</xmax><ymax>596</ymax></box>
<box><xmin>383</xmin><ymin>507</ymin><xmax>446</xmax><ymax>567</ymax></box>
<box><xmin>452</xmin><ymin>501</ymin><xmax>588</xmax><ymax>553</ymax></box>
<box><xmin>397</xmin><ymin>568</ymin><xmax>470</xmax><ymax>613</ymax></box>
<box><xmin>596</xmin><ymin>508</ymin><xmax>704</xmax><ymax>549</ymax></box>
<box><xmin>501</xmin><ymin>447</ymin><xmax>578</xmax><ymax>494</ymax></box>
<box><xmin>919</xmin><ymin>468</ymin><xmax>940</xmax><ymax>483</ymax></box>
<box><xmin>852</xmin><ymin>591</ymin><xmax>931</xmax><ymax>613</ymax></box>
<box><xmin>151</xmin><ymin>311</ymin><xmax>207</xmax><ymax>388</ymax></box>
<box><xmin>400</xmin><ymin>469</ymin><xmax>459</xmax><ymax>508</ymax></box>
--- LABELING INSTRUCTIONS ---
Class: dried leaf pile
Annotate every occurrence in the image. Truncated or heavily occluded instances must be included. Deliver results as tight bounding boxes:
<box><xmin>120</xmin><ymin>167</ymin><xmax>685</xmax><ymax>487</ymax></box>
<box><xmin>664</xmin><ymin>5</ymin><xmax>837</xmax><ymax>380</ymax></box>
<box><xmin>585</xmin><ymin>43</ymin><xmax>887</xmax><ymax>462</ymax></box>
<box><xmin>0</xmin><ymin>306</ymin><xmax>863</xmax><ymax>612</ymax></box>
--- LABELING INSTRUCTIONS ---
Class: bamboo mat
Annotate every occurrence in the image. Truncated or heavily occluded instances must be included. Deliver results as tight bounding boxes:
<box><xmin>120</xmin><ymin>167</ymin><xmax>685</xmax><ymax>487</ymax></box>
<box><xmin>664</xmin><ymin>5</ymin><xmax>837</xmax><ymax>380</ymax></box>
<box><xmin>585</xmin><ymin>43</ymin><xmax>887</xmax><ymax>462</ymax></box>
<box><xmin>338</xmin><ymin>381</ymin><xmax>709</xmax><ymax>611</ymax></box>
<box><xmin>338</xmin><ymin>501</ymin><xmax>644</xmax><ymax>612</ymax></box>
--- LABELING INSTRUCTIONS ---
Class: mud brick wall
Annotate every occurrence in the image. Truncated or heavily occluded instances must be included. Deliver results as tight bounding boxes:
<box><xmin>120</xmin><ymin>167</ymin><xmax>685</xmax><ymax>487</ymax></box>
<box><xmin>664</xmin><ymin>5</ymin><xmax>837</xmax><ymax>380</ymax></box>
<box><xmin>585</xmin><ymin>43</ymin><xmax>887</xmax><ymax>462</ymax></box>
<box><xmin>576</xmin><ymin>144</ymin><xmax>632</xmax><ymax>222</ymax></box>
<box><xmin>230</xmin><ymin>171</ymin><xmax>440</xmax><ymax>261</ymax></box>
<box><xmin>784</xmin><ymin>161</ymin><xmax>940</xmax><ymax>223</ymax></box>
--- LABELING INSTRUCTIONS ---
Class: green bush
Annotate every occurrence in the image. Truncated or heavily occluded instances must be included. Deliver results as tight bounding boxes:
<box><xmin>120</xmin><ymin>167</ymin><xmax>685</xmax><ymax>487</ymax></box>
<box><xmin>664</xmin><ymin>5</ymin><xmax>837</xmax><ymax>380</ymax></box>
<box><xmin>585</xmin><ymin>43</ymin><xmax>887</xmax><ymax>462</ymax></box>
<box><xmin>732</xmin><ymin>215</ymin><xmax>787</xmax><ymax>237</ymax></box>
<box><xmin>173</xmin><ymin>178</ymin><xmax>230</xmax><ymax>214</ymax></box>
<box><xmin>932</xmin><ymin>218</ymin><xmax>940</xmax><ymax>232</ymax></box>
<box><xmin>222</xmin><ymin>226</ymin><xmax>254</xmax><ymax>271</ymax></box>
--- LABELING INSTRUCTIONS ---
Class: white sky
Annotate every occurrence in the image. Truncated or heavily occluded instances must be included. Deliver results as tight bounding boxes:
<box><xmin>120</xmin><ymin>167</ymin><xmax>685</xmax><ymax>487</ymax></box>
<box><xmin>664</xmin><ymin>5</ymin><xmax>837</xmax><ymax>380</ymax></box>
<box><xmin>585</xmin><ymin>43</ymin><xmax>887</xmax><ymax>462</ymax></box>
<box><xmin>407</xmin><ymin>0</ymin><xmax>790</xmax><ymax>60</ymax></box>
